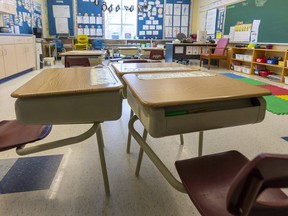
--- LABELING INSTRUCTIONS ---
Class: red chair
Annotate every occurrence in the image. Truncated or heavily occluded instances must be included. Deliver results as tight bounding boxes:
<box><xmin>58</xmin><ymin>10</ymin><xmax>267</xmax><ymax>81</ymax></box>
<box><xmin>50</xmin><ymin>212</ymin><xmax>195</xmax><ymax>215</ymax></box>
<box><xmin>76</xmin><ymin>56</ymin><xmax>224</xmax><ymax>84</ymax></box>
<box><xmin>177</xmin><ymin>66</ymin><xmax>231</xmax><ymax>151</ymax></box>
<box><xmin>149</xmin><ymin>49</ymin><xmax>165</xmax><ymax>60</ymax></box>
<box><xmin>65</xmin><ymin>58</ymin><xmax>90</xmax><ymax>67</ymax></box>
<box><xmin>0</xmin><ymin>120</ymin><xmax>52</xmax><ymax>152</ymax></box>
<box><xmin>200</xmin><ymin>38</ymin><xmax>229</xmax><ymax>70</ymax></box>
<box><xmin>175</xmin><ymin>150</ymin><xmax>288</xmax><ymax>216</ymax></box>
<box><xmin>122</xmin><ymin>59</ymin><xmax>148</xmax><ymax>63</ymax></box>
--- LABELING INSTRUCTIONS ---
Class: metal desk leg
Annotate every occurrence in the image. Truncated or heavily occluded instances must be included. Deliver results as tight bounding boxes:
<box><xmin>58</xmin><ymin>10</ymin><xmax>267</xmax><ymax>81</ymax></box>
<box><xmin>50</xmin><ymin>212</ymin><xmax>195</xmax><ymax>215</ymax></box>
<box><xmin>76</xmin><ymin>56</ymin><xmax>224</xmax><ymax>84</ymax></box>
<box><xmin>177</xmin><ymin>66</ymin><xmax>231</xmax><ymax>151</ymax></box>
<box><xmin>129</xmin><ymin>115</ymin><xmax>186</xmax><ymax>193</ymax></box>
<box><xmin>198</xmin><ymin>131</ymin><xmax>204</xmax><ymax>156</ymax></box>
<box><xmin>126</xmin><ymin>109</ymin><xmax>134</xmax><ymax>153</ymax></box>
<box><xmin>135</xmin><ymin>129</ymin><xmax>148</xmax><ymax>176</ymax></box>
<box><xmin>96</xmin><ymin>124</ymin><xmax>110</xmax><ymax>195</ymax></box>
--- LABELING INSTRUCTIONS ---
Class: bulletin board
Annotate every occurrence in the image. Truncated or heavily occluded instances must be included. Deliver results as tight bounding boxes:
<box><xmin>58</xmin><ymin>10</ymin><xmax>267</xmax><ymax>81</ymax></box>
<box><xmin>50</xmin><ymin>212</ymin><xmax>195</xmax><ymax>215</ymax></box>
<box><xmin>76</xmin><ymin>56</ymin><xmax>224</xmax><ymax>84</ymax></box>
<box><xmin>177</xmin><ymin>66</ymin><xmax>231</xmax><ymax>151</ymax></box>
<box><xmin>164</xmin><ymin>0</ymin><xmax>191</xmax><ymax>39</ymax></box>
<box><xmin>47</xmin><ymin>0</ymin><xmax>74</xmax><ymax>36</ymax></box>
<box><xmin>137</xmin><ymin>0</ymin><xmax>164</xmax><ymax>39</ymax></box>
<box><xmin>77</xmin><ymin>0</ymin><xmax>103</xmax><ymax>37</ymax></box>
<box><xmin>3</xmin><ymin>0</ymin><xmax>42</xmax><ymax>34</ymax></box>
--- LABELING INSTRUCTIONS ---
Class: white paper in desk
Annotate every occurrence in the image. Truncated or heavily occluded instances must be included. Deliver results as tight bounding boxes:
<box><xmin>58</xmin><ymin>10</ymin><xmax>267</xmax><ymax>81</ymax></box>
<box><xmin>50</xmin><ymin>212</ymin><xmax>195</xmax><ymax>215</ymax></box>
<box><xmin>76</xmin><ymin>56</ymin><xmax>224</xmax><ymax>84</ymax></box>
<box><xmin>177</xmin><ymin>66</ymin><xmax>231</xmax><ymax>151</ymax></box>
<box><xmin>137</xmin><ymin>72</ymin><xmax>215</xmax><ymax>80</ymax></box>
<box><xmin>90</xmin><ymin>68</ymin><xmax>117</xmax><ymax>85</ymax></box>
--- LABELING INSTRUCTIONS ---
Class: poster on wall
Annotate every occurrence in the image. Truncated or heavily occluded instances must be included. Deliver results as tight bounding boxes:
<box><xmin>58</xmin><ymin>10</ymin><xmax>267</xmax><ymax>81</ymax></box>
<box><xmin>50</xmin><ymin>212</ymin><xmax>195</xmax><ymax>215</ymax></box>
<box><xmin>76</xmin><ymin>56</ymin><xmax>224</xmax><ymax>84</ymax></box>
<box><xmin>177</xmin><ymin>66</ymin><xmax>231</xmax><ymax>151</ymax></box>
<box><xmin>165</xmin><ymin>0</ymin><xmax>191</xmax><ymax>39</ymax></box>
<box><xmin>137</xmin><ymin>0</ymin><xmax>164</xmax><ymax>39</ymax></box>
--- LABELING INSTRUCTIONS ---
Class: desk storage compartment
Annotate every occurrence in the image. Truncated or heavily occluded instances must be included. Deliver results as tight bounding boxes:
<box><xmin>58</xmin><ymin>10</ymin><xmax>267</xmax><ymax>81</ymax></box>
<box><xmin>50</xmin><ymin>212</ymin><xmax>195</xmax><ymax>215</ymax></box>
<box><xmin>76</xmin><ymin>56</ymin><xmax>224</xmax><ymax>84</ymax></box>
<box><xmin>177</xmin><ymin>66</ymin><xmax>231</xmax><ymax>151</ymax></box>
<box><xmin>15</xmin><ymin>91</ymin><xmax>123</xmax><ymax>124</ymax></box>
<box><xmin>127</xmin><ymin>88</ymin><xmax>266</xmax><ymax>137</ymax></box>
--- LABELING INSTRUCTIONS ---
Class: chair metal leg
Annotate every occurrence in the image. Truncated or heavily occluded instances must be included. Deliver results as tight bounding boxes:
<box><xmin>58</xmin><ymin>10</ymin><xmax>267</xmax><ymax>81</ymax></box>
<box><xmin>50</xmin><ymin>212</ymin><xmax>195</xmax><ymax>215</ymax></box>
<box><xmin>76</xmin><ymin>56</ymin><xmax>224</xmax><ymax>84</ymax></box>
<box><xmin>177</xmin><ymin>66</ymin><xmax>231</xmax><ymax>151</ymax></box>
<box><xmin>96</xmin><ymin>124</ymin><xmax>110</xmax><ymax>195</ymax></box>
<box><xmin>126</xmin><ymin>109</ymin><xmax>134</xmax><ymax>153</ymax></box>
<box><xmin>135</xmin><ymin>129</ymin><xmax>148</xmax><ymax>176</ymax></box>
<box><xmin>198</xmin><ymin>131</ymin><xmax>204</xmax><ymax>156</ymax></box>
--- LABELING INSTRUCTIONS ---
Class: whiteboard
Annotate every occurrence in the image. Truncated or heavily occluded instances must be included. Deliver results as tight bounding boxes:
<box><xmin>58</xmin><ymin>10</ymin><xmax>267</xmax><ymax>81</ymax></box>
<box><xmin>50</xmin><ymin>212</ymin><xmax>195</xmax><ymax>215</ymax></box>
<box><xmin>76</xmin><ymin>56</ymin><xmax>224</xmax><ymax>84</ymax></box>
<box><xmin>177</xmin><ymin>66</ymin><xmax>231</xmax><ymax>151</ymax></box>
<box><xmin>52</xmin><ymin>5</ymin><xmax>70</xmax><ymax>18</ymax></box>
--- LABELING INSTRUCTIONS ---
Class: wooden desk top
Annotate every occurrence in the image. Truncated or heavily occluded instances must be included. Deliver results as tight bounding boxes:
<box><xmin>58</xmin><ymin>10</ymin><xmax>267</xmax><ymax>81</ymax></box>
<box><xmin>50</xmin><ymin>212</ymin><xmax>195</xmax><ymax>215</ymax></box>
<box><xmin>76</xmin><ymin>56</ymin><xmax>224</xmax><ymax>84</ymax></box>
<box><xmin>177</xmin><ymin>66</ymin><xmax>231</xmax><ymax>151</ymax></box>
<box><xmin>118</xmin><ymin>47</ymin><xmax>139</xmax><ymax>50</ymax></box>
<box><xmin>166</xmin><ymin>42</ymin><xmax>216</xmax><ymax>46</ymax></box>
<box><xmin>111</xmin><ymin>62</ymin><xmax>200</xmax><ymax>76</ymax></box>
<box><xmin>11</xmin><ymin>67</ymin><xmax>123</xmax><ymax>98</ymax></box>
<box><xmin>141</xmin><ymin>47</ymin><xmax>165</xmax><ymax>51</ymax></box>
<box><xmin>122</xmin><ymin>73</ymin><xmax>271</xmax><ymax>107</ymax></box>
<box><xmin>60</xmin><ymin>50</ymin><xmax>106</xmax><ymax>56</ymax></box>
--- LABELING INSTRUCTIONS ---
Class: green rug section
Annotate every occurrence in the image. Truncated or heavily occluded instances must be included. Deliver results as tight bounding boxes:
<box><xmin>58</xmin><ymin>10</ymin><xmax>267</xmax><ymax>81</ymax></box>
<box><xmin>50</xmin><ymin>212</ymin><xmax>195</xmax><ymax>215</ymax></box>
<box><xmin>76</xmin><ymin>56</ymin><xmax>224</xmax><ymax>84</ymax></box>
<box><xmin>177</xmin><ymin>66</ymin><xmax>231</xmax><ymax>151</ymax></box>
<box><xmin>263</xmin><ymin>96</ymin><xmax>288</xmax><ymax>115</ymax></box>
<box><xmin>237</xmin><ymin>77</ymin><xmax>267</xmax><ymax>85</ymax></box>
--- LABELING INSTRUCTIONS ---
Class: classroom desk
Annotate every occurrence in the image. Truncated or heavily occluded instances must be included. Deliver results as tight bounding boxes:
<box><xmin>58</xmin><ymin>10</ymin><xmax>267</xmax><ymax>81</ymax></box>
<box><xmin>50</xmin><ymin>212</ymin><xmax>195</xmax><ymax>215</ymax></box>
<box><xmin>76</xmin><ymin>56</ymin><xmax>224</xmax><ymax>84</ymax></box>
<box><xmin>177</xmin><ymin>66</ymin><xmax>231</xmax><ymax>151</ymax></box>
<box><xmin>60</xmin><ymin>50</ymin><xmax>106</xmax><ymax>67</ymax></box>
<box><xmin>111</xmin><ymin>62</ymin><xmax>200</xmax><ymax>153</ymax></box>
<box><xmin>122</xmin><ymin>73</ymin><xmax>270</xmax><ymax>192</ymax></box>
<box><xmin>42</xmin><ymin>41</ymin><xmax>57</xmax><ymax>58</ymax></box>
<box><xmin>111</xmin><ymin>62</ymin><xmax>200</xmax><ymax>97</ymax></box>
<box><xmin>11</xmin><ymin>67</ymin><xmax>123</xmax><ymax>194</ymax></box>
<box><xmin>140</xmin><ymin>47</ymin><xmax>165</xmax><ymax>58</ymax></box>
<box><xmin>118</xmin><ymin>46</ymin><xmax>139</xmax><ymax>58</ymax></box>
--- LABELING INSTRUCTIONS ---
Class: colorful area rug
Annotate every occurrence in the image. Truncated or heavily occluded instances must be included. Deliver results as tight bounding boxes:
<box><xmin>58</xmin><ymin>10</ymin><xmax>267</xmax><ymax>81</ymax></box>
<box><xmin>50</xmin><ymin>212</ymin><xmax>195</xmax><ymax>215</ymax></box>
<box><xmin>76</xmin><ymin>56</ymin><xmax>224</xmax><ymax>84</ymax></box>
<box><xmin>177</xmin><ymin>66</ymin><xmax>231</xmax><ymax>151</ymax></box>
<box><xmin>221</xmin><ymin>73</ymin><xmax>288</xmax><ymax>115</ymax></box>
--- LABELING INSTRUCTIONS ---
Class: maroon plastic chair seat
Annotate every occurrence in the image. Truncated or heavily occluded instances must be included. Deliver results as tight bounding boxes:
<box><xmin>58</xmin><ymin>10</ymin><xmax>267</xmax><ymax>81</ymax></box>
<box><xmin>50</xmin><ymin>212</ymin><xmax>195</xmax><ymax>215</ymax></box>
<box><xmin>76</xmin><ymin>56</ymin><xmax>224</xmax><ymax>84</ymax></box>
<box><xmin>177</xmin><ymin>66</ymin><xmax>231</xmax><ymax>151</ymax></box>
<box><xmin>122</xmin><ymin>59</ymin><xmax>148</xmax><ymax>63</ymax></box>
<box><xmin>175</xmin><ymin>150</ymin><xmax>288</xmax><ymax>216</ymax></box>
<box><xmin>0</xmin><ymin>120</ymin><xmax>52</xmax><ymax>152</ymax></box>
<box><xmin>65</xmin><ymin>58</ymin><xmax>90</xmax><ymax>67</ymax></box>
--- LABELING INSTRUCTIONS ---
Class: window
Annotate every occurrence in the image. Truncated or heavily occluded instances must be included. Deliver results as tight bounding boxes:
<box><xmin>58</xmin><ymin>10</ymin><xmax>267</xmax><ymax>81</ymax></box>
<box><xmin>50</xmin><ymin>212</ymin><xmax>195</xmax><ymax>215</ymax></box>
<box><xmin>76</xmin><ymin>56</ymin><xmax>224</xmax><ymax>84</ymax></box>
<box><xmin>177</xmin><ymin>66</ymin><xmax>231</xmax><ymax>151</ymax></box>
<box><xmin>104</xmin><ymin>0</ymin><xmax>137</xmax><ymax>39</ymax></box>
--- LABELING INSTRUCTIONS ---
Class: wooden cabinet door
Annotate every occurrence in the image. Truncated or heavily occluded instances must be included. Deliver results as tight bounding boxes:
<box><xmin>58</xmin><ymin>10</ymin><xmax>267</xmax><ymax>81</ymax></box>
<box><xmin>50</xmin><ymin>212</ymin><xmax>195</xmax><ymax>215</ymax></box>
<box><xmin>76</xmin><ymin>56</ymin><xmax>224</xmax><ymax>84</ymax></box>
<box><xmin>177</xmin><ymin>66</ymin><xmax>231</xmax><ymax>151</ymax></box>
<box><xmin>25</xmin><ymin>43</ymin><xmax>36</xmax><ymax>69</ymax></box>
<box><xmin>2</xmin><ymin>44</ymin><xmax>18</xmax><ymax>77</ymax></box>
<box><xmin>15</xmin><ymin>44</ymin><xmax>28</xmax><ymax>72</ymax></box>
<box><xmin>0</xmin><ymin>47</ymin><xmax>5</xmax><ymax>79</ymax></box>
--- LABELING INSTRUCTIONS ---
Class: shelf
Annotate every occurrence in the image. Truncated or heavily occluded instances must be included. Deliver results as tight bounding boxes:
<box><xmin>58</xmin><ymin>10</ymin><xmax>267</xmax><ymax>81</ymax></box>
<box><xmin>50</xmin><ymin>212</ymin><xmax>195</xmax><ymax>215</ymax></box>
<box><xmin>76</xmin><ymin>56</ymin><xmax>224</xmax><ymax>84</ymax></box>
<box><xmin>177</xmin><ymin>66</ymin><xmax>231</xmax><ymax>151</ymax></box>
<box><xmin>254</xmin><ymin>49</ymin><xmax>286</xmax><ymax>52</ymax></box>
<box><xmin>252</xmin><ymin>62</ymin><xmax>284</xmax><ymax>68</ymax></box>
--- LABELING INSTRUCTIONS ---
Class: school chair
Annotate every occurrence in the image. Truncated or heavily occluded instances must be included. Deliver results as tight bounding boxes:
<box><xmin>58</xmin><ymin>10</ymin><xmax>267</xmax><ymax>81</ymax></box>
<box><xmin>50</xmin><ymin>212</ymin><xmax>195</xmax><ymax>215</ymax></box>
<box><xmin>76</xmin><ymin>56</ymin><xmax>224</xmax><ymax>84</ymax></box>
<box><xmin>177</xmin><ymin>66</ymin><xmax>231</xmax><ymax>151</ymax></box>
<box><xmin>0</xmin><ymin>120</ymin><xmax>52</xmax><ymax>152</ymax></box>
<box><xmin>149</xmin><ymin>49</ymin><xmax>165</xmax><ymax>60</ymax></box>
<box><xmin>175</xmin><ymin>150</ymin><xmax>288</xmax><ymax>216</ymax></box>
<box><xmin>52</xmin><ymin>38</ymin><xmax>65</xmax><ymax>59</ymax></box>
<box><xmin>65</xmin><ymin>58</ymin><xmax>90</xmax><ymax>67</ymax></box>
<box><xmin>75</xmin><ymin>34</ymin><xmax>90</xmax><ymax>50</ymax></box>
<box><xmin>200</xmin><ymin>38</ymin><xmax>229</xmax><ymax>70</ymax></box>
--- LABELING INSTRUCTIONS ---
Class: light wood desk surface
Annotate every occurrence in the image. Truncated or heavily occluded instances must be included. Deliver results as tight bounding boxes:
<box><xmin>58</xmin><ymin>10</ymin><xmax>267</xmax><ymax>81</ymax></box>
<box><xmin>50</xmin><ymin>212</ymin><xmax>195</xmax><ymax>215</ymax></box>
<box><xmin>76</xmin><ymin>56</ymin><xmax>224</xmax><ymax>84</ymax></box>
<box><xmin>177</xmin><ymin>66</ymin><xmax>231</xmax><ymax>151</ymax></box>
<box><xmin>11</xmin><ymin>67</ymin><xmax>122</xmax><ymax>98</ymax></box>
<box><xmin>122</xmin><ymin>73</ymin><xmax>271</xmax><ymax>107</ymax></box>
<box><xmin>118</xmin><ymin>46</ymin><xmax>139</xmax><ymax>50</ymax></box>
<box><xmin>60</xmin><ymin>50</ymin><xmax>106</xmax><ymax>57</ymax></box>
<box><xmin>111</xmin><ymin>62</ymin><xmax>200</xmax><ymax>77</ymax></box>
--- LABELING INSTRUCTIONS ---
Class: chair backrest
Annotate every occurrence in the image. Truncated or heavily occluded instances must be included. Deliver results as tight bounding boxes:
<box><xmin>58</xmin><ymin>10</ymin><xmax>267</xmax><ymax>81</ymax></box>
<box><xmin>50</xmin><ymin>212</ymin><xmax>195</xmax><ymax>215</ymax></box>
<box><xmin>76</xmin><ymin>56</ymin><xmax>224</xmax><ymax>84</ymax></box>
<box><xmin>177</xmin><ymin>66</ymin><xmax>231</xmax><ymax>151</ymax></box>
<box><xmin>227</xmin><ymin>153</ymin><xmax>288</xmax><ymax>215</ymax></box>
<box><xmin>77</xmin><ymin>34</ymin><xmax>89</xmax><ymax>44</ymax></box>
<box><xmin>213</xmin><ymin>38</ymin><xmax>229</xmax><ymax>56</ymax></box>
<box><xmin>93</xmin><ymin>40</ymin><xmax>104</xmax><ymax>50</ymax></box>
<box><xmin>52</xmin><ymin>39</ymin><xmax>64</xmax><ymax>52</ymax></box>
<box><xmin>65</xmin><ymin>58</ymin><xmax>90</xmax><ymax>67</ymax></box>
<box><xmin>149</xmin><ymin>50</ymin><xmax>164</xmax><ymax>60</ymax></box>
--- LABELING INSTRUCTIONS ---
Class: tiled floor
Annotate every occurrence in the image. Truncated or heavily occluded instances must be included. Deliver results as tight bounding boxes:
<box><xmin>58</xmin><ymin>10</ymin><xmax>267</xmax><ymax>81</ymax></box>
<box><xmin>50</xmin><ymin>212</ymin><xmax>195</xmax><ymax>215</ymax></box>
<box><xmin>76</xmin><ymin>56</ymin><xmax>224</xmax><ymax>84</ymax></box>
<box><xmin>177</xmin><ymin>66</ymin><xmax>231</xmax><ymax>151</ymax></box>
<box><xmin>1</xmin><ymin>61</ymin><xmax>288</xmax><ymax>216</ymax></box>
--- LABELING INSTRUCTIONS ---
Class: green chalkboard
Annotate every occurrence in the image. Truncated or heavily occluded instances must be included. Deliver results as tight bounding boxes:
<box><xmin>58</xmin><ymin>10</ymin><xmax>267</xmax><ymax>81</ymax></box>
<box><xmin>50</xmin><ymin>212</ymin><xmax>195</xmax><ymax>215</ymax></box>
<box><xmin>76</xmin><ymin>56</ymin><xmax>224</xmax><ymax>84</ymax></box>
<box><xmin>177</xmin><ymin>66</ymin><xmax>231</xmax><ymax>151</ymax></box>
<box><xmin>224</xmin><ymin>0</ymin><xmax>288</xmax><ymax>43</ymax></box>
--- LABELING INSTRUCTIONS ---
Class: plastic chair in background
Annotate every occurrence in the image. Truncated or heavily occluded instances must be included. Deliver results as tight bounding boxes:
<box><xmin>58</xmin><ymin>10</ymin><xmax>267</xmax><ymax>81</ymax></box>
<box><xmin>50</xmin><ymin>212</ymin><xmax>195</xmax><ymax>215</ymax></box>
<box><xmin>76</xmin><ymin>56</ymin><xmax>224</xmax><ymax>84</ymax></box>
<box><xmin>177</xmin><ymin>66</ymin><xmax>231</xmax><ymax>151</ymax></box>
<box><xmin>52</xmin><ymin>38</ymin><xmax>65</xmax><ymax>59</ymax></box>
<box><xmin>93</xmin><ymin>40</ymin><xmax>104</xmax><ymax>50</ymax></box>
<box><xmin>199</xmin><ymin>38</ymin><xmax>229</xmax><ymax>70</ymax></box>
<box><xmin>149</xmin><ymin>49</ymin><xmax>165</xmax><ymax>60</ymax></box>
<box><xmin>75</xmin><ymin>34</ymin><xmax>89</xmax><ymax>50</ymax></box>
<box><xmin>175</xmin><ymin>150</ymin><xmax>288</xmax><ymax>216</ymax></box>
<box><xmin>65</xmin><ymin>58</ymin><xmax>90</xmax><ymax>67</ymax></box>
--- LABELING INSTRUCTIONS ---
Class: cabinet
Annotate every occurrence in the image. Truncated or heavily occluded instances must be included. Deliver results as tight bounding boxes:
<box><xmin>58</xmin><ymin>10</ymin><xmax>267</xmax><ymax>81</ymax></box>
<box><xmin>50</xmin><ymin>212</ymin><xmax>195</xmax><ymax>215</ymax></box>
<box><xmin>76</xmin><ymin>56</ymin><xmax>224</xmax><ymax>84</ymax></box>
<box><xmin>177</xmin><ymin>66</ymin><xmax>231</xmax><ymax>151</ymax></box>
<box><xmin>0</xmin><ymin>35</ymin><xmax>36</xmax><ymax>81</ymax></box>
<box><xmin>230</xmin><ymin>47</ymin><xmax>288</xmax><ymax>84</ymax></box>
<box><xmin>0</xmin><ymin>37</ymin><xmax>18</xmax><ymax>78</ymax></box>
<box><xmin>15</xmin><ymin>36</ymin><xmax>36</xmax><ymax>72</ymax></box>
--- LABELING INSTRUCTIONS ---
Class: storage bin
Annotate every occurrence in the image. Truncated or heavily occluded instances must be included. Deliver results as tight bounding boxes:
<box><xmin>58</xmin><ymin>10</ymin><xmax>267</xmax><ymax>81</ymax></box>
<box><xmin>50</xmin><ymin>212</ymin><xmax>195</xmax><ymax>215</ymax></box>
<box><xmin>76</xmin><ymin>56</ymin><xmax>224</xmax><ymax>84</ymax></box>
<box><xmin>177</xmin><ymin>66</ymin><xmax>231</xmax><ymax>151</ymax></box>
<box><xmin>242</xmin><ymin>67</ymin><xmax>251</xmax><ymax>74</ymax></box>
<box><xmin>243</xmin><ymin>55</ymin><xmax>252</xmax><ymax>62</ymax></box>
<box><xmin>235</xmin><ymin>54</ymin><xmax>244</xmax><ymax>60</ymax></box>
<box><xmin>278</xmin><ymin>61</ymin><xmax>284</xmax><ymax>66</ymax></box>
<box><xmin>234</xmin><ymin>65</ymin><xmax>242</xmax><ymax>72</ymax></box>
